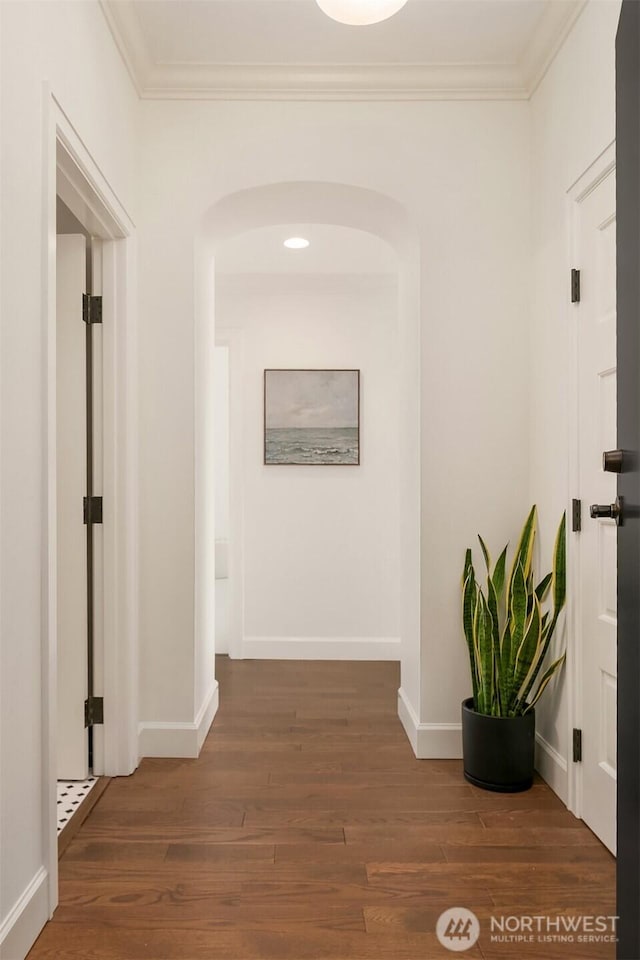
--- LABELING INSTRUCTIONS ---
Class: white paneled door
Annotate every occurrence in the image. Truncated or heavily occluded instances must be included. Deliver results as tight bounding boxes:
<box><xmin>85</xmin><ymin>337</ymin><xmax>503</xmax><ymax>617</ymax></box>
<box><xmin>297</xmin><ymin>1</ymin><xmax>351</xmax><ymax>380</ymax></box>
<box><xmin>576</xmin><ymin>164</ymin><xmax>617</xmax><ymax>855</ymax></box>
<box><xmin>56</xmin><ymin>234</ymin><xmax>89</xmax><ymax>780</ymax></box>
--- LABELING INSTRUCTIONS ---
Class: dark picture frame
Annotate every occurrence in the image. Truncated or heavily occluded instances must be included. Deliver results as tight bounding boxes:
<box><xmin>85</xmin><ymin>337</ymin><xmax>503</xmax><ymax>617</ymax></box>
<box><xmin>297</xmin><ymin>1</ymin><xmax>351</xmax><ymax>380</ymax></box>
<box><xmin>264</xmin><ymin>369</ymin><xmax>360</xmax><ymax>466</ymax></box>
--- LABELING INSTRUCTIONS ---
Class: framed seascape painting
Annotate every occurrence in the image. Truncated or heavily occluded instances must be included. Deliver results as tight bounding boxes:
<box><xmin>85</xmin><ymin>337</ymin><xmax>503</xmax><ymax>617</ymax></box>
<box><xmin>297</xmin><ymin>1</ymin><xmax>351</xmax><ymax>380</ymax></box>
<box><xmin>264</xmin><ymin>369</ymin><xmax>360</xmax><ymax>466</ymax></box>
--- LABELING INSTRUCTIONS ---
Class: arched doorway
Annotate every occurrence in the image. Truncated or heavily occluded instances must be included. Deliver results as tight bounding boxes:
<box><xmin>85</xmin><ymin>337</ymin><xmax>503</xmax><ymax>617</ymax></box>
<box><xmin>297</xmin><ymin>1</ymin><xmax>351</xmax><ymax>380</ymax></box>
<box><xmin>194</xmin><ymin>181</ymin><xmax>422</xmax><ymax>737</ymax></box>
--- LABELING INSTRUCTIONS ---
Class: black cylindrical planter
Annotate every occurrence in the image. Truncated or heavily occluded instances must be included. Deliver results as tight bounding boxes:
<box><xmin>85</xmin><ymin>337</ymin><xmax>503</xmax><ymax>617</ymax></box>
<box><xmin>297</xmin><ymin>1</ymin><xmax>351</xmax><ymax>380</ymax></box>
<box><xmin>461</xmin><ymin>697</ymin><xmax>535</xmax><ymax>793</ymax></box>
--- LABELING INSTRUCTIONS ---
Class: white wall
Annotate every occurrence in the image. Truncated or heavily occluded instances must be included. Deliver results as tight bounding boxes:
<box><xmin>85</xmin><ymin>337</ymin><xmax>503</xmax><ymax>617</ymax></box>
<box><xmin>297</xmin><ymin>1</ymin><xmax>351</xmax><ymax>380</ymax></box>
<box><xmin>0</xmin><ymin>2</ymin><xmax>138</xmax><ymax>955</ymax></box>
<box><xmin>529</xmin><ymin>0</ymin><xmax>621</xmax><ymax>800</ymax></box>
<box><xmin>137</xmin><ymin>97</ymin><xmax>531</xmax><ymax>755</ymax></box>
<box><xmin>216</xmin><ymin>270</ymin><xmax>401</xmax><ymax>657</ymax></box>
<box><xmin>0</xmin><ymin>5</ymin><xmax>623</xmax><ymax>955</ymax></box>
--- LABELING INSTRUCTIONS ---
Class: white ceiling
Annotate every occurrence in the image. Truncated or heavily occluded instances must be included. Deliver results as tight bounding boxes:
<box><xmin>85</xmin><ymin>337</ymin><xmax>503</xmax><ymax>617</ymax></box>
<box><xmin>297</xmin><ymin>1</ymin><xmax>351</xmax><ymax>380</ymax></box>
<box><xmin>215</xmin><ymin>224</ymin><xmax>397</xmax><ymax>275</ymax></box>
<box><xmin>100</xmin><ymin>0</ymin><xmax>586</xmax><ymax>99</ymax></box>
<box><xmin>134</xmin><ymin>1</ymin><xmax>544</xmax><ymax>66</ymax></box>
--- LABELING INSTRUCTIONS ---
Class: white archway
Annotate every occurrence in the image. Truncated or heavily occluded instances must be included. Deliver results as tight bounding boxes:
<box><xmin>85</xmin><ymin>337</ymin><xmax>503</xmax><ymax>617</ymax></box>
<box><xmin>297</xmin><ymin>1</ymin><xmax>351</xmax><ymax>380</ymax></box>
<box><xmin>194</xmin><ymin>181</ymin><xmax>422</xmax><ymax>738</ymax></box>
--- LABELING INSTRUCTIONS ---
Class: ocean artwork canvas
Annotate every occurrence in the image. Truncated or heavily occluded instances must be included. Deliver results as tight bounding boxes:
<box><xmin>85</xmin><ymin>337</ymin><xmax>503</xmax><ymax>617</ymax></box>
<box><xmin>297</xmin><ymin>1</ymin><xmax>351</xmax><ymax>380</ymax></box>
<box><xmin>264</xmin><ymin>369</ymin><xmax>360</xmax><ymax>466</ymax></box>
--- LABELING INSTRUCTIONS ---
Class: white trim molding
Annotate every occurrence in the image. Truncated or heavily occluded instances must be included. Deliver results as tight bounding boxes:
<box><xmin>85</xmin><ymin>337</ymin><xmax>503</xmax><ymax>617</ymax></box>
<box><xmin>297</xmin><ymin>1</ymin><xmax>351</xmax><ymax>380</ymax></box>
<box><xmin>397</xmin><ymin>688</ymin><xmax>463</xmax><ymax>759</ymax></box>
<box><xmin>398</xmin><ymin>689</ymin><xmax>572</xmax><ymax>786</ymax></box>
<box><xmin>138</xmin><ymin>681</ymin><xmax>219</xmax><ymax>759</ymax></box>
<box><xmin>565</xmin><ymin>140</ymin><xmax>617</xmax><ymax>820</ymax></box>
<box><xmin>195</xmin><ymin>681</ymin><xmax>220</xmax><ymax>753</ymax></box>
<box><xmin>41</xmin><ymin>88</ymin><xmax>140</xmax><ymax>930</ymax></box>
<box><xmin>242</xmin><ymin>636</ymin><xmax>401</xmax><ymax>661</ymax></box>
<box><xmin>48</xmin><ymin>96</ymin><xmax>140</xmax><ymax>780</ymax></box>
<box><xmin>101</xmin><ymin>62</ymin><xmax>530</xmax><ymax>103</ymax></box>
<box><xmin>535</xmin><ymin>733</ymin><xmax>569</xmax><ymax>805</ymax></box>
<box><xmin>0</xmin><ymin>868</ymin><xmax>49</xmax><ymax>960</ymax></box>
<box><xmin>214</xmin><ymin>327</ymin><xmax>245</xmax><ymax>662</ymax></box>
<box><xmin>520</xmin><ymin>0</ymin><xmax>587</xmax><ymax>96</ymax></box>
<box><xmin>100</xmin><ymin>0</ymin><xmax>586</xmax><ymax>102</ymax></box>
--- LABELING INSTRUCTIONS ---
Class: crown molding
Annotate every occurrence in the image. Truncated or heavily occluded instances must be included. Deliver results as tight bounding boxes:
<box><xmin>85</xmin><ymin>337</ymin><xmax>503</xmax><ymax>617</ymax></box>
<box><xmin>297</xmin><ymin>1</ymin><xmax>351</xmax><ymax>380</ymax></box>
<box><xmin>99</xmin><ymin>0</ymin><xmax>149</xmax><ymax>96</ymax></box>
<box><xmin>520</xmin><ymin>0</ymin><xmax>587</xmax><ymax>96</ymax></box>
<box><xmin>99</xmin><ymin>0</ymin><xmax>587</xmax><ymax>102</ymax></box>
<box><xmin>141</xmin><ymin>61</ymin><xmax>528</xmax><ymax>101</ymax></box>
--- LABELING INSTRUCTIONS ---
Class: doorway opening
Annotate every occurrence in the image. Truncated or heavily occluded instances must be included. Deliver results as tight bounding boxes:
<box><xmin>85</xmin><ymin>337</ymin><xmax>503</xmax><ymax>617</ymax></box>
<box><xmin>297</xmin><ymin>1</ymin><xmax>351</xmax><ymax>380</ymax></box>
<box><xmin>213</xmin><ymin>222</ymin><xmax>402</xmax><ymax>664</ymax></box>
<box><xmin>42</xmin><ymin>98</ymin><xmax>139</xmax><ymax>917</ymax></box>
<box><xmin>54</xmin><ymin>198</ymin><xmax>102</xmax><ymax>842</ymax></box>
<box><xmin>195</xmin><ymin>181</ymin><xmax>421</xmax><ymax>742</ymax></box>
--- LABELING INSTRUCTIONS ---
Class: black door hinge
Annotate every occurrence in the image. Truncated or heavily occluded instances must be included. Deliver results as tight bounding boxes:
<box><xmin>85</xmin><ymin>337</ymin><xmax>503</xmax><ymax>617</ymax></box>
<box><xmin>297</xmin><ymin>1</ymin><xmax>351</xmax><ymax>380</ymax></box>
<box><xmin>573</xmin><ymin>728</ymin><xmax>582</xmax><ymax>762</ymax></box>
<box><xmin>83</xmin><ymin>496</ymin><xmax>103</xmax><ymax>525</ymax></box>
<box><xmin>84</xmin><ymin>696</ymin><xmax>104</xmax><ymax>728</ymax></box>
<box><xmin>83</xmin><ymin>294</ymin><xmax>102</xmax><ymax>324</ymax></box>
<box><xmin>571</xmin><ymin>268</ymin><xmax>581</xmax><ymax>304</ymax></box>
<box><xmin>572</xmin><ymin>498</ymin><xmax>582</xmax><ymax>533</ymax></box>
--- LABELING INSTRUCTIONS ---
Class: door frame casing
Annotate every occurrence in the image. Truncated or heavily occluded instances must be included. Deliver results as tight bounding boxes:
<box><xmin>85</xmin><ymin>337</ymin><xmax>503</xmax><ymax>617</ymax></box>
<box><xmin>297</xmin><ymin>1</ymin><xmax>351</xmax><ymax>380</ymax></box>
<box><xmin>214</xmin><ymin>326</ymin><xmax>245</xmax><ymax>660</ymax></box>
<box><xmin>565</xmin><ymin>140</ymin><xmax>617</xmax><ymax>821</ymax></box>
<box><xmin>43</xmin><ymin>89</ymin><xmax>139</xmax><ymax>915</ymax></box>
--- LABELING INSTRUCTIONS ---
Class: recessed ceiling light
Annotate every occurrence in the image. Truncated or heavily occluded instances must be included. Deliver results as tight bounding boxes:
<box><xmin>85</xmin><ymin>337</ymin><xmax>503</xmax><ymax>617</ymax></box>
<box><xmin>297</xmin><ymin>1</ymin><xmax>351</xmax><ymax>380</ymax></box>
<box><xmin>315</xmin><ymin>0</ymin><xmax>408</xmax><ymax>26</ymax></box>
<box><xmin>284</xmin><ymin>237</ymin><xmax>310</xmax><ymax>249</ymax></box>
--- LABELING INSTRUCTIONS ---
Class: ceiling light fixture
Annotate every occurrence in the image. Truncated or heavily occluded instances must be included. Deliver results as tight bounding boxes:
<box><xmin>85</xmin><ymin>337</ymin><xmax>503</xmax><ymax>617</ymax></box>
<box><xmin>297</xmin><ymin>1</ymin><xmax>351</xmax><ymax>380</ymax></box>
<box><xmin>315</xmin><ymin>0</ymin><xmax>408</xmax><ymax>26</ymax></box>
<box><xmin>284</xmin><ymin>237</ymin><xmax>310</xmax><ymax>249</ymax></box>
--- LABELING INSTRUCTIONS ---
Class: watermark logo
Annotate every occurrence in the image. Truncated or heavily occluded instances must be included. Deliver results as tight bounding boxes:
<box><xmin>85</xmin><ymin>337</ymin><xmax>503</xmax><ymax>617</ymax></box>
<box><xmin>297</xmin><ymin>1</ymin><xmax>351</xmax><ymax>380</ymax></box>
<box><xmin>436</xmin><ymin>909</ymin><xmax>618</xmax><ymax>951</ymax></box>
<box><xmin>436</xmin><ymin>907</ymin><xmax>481</xmax><ymax>952</ymax></box>
<box><xmin>490</xmin><ymin>914</ymin><xmax>618</xmax><ymax>945</ymax></box>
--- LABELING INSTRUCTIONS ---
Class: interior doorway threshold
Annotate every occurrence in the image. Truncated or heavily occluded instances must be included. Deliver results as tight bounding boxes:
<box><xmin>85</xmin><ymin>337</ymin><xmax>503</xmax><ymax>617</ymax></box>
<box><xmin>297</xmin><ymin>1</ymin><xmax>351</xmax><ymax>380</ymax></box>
<box><xmin>57</xmin><ymin>777</ymin><xmax>110</xmax><ymax>857</ymax></box>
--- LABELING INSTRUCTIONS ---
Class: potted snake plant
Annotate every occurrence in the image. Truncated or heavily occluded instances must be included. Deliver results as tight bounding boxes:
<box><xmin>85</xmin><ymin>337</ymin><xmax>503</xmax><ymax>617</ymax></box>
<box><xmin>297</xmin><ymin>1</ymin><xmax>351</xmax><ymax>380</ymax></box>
<box><xmin>461</xmin><ymin>506</ymin><xmax>566</xmax><ymax>792</ymax></box>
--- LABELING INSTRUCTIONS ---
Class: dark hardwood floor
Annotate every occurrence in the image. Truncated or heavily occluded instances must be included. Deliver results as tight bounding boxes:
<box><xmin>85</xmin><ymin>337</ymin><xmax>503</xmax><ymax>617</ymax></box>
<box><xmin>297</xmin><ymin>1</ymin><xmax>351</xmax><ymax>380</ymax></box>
<box><xmin>28</xmin><ymin>658</ymin><xmax>615</xmax><ymax>959</ymax></box>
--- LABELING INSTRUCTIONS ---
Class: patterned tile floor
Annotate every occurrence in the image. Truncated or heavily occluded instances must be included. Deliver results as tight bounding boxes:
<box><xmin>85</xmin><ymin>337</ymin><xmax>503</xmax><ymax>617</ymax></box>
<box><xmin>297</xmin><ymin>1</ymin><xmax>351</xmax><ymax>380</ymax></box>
<box><xmin>56</xmin><ymin>778</ymin><xmax>98</xmax><ymax>835</ymax></box>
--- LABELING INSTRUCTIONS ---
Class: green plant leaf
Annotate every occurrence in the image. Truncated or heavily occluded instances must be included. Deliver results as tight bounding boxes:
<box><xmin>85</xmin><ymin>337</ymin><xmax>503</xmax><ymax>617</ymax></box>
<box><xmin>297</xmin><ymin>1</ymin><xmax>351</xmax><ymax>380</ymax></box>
<box><xmin>479</xmin><ymin>540</ymin><xmax>508</xmax><ymax>702</ymax></box>
<box><xmin>472</xmin><ymin>592</ymin><xmax>483</xmax><ymax>712</ymax></box>
<box><xmin>486</xmin><ymin>574</ymin><xmax>500</xmax><ymax>654</ymax></box>
<box><xmin>492</xmin><ymin>544</ymin><xmax>508</xmax><ymax>600</ymax></box>
<box><xmin>507</xmin><ymin>505</ymin><xmax>537</xmax><ymax>602</ymax></box>
<box><xmin>535</xmin><ymin>573</ymin><xmax>553</xmax><ymax>603</ymax></box>
<box><xmin>511</xmin><ymin>596</ymin><xmax>542</xmax><ymax>713</ymax></box>
<box><xmin>463</xmin><ymin>547</ymin><xmax>473</xmax><ymax>585</ymax></box>
<box><xmin>478</xmin><ymin>535</ymin><xmax>491</xmax><ymax>574</ymax></box>
<box><xmin>477</xmin><ymin>592</ymin><xmax>495</xmax><ymax>714</ymax></box>
<box><xmin>524</xmin><ymin>654</ymin><xmax>566</xmax><ymax>713</ymax></box>
<box><xmin>516</xmin><ymin>620</ymin><xmax>554</xmax><ymax>714</ymax></box>
<box><xmin>462</xmin><ymin>567</ymin><xmax>479</xmax><ymax>705</ymax></box>
<box><xmin>504</xmin><ymin>560</ymin><xmax>527</xmax><ymax>711</ymax></box>
<box><xmin>514</xmin><ymin>633</ymin><xmax>546</xmax><ymax>712</ymax></box>
<box><xmin>552</xmin><ymin>512</ymin><xmax>567</xmax><ymax>617</ymax></box>
<box><xmin>490</xmin><ymin>589</ymin><xmax>503</xmax><ymax>715</ymax></box>
<box><xmin>499</xmin><ymin>622</ymin><xmax>512</xmax><ymax>710</ymax></box>
<box><xmin>516</xmin><ymin>512</ymin><xmax>568</xmax><ymax>709</ymax></box>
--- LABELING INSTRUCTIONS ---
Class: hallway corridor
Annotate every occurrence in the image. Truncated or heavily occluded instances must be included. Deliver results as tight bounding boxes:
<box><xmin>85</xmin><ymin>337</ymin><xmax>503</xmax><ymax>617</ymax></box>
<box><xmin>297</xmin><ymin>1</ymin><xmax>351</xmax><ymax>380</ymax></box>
<box><xmin>28</xmin><ymin>659</ymin><xmax>615</xmax><ymax>959</ymax></box>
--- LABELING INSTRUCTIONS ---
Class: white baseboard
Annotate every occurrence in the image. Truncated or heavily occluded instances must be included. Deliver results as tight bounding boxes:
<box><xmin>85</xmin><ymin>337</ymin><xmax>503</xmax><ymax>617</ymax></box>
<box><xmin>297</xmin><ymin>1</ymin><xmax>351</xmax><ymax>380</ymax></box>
<box><xmin>138</xmin><ymin>681</ymin><xmax>219</xmax><ymax>759</ymax></box>
<box><xmin>0</xmin><ymin>867</ymin><xmax>49</xmax><ymax>960</ymax></box>
<box><xmin>241</xmin><ymin>636</ymin><xmax>401</xmax><ymax>661</ymax></box>
<box><xmin>195</xmin><ymin>680</ymin><xmax>219</xmax><ymax>753</ymax></box>
<box><xmin>397</xmin><ymin>686</ymin><xmax>421</xmax><ymax>753</ymax></box>
<box><xmin>398</xmin><ymin>691</ymin><xmax>569</xmax><ymax>792</ymax></box>
<box><xmin>535</xmin><ymin>732</ymin><xmax>568</xmax><ymax>804</ymax></box>
<box><xmin>397</xmin><ymin>687</ymin><xmax>463</xmax><ymax>759</ymax></box>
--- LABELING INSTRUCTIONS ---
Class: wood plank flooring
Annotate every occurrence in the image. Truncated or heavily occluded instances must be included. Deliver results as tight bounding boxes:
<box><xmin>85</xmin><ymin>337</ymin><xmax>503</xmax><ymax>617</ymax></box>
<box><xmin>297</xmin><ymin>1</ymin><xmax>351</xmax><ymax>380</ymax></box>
<box><xmin>28</xmin><ymin>658</ymin><xmax>616</xmax><ymax>959</ymax></box>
